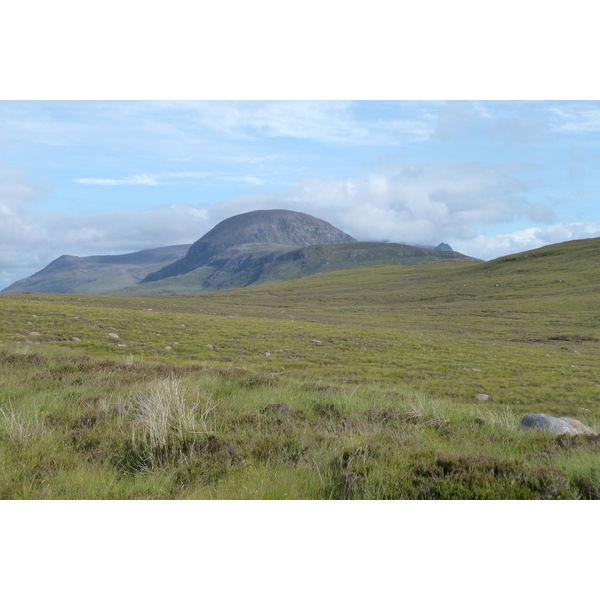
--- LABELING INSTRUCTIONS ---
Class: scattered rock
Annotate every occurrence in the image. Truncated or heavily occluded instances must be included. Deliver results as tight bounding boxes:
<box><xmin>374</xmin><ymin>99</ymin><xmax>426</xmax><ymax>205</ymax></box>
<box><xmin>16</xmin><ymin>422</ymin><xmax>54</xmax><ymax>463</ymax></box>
<box><xmin>474</xmin><ymin>393</ymin><xmax>490</xmax><ymax>401</ymax></box>
<box><xmin>108</xmin><ymin>332</ymin><xmax>119</xmax><ymax>338</ymax></box>
<box><xmin>28</xmin><ymin>331</ymin><xmax>40</xmax><ymax>336</ymax></box>
<box><xmin>118</xmin><ymin>344</ymin><xmax>127</xmax><ymax>348</ymax></box>
<box><xmin>165</xmin><ymin>346</ymin><xmax>172</xmax><ymax>351</ymax></box>
<box><xmin>312</xmin><ymin>339</ymin><xmax>322</xmax><ymax>344</ymax></box>
<box><xmin>520</xmin><ymin>413</ymin><xmax>594</xmax><ymax>435</ymax></box>
<box><xmin>264</xmin><ymin>352</ymin><xmax>272</xmax><ymax>356</ymax></box>
<box><xmin>206</xmin><ymin>344</ymin><xmax>215</xmax><ymax>350</ymax></box>
<box><xmin>71</xmin><ymin>337</ymin><xmax>81</xmax><ymax>342</ymax></box>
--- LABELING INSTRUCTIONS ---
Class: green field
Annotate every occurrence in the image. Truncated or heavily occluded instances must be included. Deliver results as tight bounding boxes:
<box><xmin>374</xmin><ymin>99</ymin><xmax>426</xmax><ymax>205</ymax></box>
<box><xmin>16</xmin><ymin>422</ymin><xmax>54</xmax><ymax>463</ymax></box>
<box><xmin>1</xmin><ymin>237</ymin><xmax>600</xmax><ymax>499</ymax></box>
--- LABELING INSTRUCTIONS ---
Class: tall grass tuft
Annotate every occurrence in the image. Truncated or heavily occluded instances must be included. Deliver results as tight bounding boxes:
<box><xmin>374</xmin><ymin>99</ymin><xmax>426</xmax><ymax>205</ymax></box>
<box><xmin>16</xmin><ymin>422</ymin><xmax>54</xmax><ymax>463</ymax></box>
<box><xmin>477</xmin><ymin>406</ymin><xmax>518</xmax><ymax>430</ymax></box>
<box><xmin>132</xmin><ymin>376</ymin><xmax>215</xmax><ymax>447</ymax></box>
<box><xmin>0</xmin><ymin>404</ymin><xmax>41</xmax><ymax>445</ymax></box>
<box><xmin>403</xmin><ymin>392</ymin><xmax>449</xmax><ymax>427</ymax></box>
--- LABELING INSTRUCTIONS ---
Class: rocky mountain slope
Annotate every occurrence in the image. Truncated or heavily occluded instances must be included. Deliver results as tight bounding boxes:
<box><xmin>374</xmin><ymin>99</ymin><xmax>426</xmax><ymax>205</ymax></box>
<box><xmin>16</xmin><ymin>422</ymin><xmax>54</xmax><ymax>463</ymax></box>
<box><xmin>2</xmin><ymin>209</ymin><xmax>478</xmax><ymax>296</ymax></box>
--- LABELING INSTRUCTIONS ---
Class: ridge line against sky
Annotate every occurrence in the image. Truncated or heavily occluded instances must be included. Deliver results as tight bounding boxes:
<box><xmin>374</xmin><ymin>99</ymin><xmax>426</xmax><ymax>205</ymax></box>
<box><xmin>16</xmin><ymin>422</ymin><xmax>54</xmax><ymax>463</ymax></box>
<box><xmin>2</xmin><ymin>100</ymin><xmax>600</xmax><ymax>290</ymax></box>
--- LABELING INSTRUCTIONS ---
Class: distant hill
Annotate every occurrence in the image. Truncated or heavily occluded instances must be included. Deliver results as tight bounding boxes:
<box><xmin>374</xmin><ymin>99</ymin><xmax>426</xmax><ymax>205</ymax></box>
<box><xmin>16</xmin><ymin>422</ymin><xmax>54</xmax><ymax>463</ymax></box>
<box><xmin>2</xmin><ymin>209</ymin><xmax>478</xmax><ymax>296</ymax></box>
<box><xmin>1</xmin><ymin>245</ymin><xmax>191</xmax><ymax>295</ymax></box>
<box><xmin>140</xmin><ymin>209</ymin><xmax>357</xmax><ymax>283</ymax></box>
<box><xmin>116</xmin><ymin>239</ymin><xmax>478</xmax><ymax>296</ymax></box>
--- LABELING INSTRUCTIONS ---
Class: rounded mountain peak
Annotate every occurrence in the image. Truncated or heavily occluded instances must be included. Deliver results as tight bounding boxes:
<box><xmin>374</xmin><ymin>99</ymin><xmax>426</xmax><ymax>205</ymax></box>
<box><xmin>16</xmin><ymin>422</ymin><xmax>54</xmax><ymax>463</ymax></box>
<box><xmin>140</xmin><ymin>209</ymin><xmax>355</xmax><ymax>283</ymax></box>
<box><xmin>200</xmin><ymin>209</ymin><xmax>356</xmax><ymax>247</ymax></box>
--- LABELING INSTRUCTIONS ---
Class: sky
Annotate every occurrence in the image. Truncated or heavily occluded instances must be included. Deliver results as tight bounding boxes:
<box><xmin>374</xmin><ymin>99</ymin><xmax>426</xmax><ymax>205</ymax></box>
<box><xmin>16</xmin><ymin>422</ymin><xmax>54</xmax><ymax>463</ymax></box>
<box><xmin>2</xmin><ymin>99</ymin><xmax>600</xmax><ymax>290</ymax></box>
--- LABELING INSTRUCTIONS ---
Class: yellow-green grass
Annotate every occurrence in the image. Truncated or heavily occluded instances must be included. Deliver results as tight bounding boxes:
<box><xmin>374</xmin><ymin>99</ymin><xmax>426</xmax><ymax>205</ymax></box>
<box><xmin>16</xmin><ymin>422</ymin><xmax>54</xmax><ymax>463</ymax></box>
<box><xmin>1</xmin><ymin>237</ymin><xmax>600</xmax><ymax>498</ymax></box>
<box><xmin>1</xmin><ymin>345</ymin><xmax>598</xmax><ymax>499</ymax></box>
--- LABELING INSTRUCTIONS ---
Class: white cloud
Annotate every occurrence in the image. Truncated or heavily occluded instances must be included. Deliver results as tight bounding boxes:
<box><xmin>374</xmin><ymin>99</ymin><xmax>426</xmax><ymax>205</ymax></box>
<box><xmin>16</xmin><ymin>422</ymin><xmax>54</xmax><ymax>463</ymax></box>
<box><xmin>214</xmin><ymin>162</ymin><xmax>552</xmax><ymax>248</ymax></box>
<box><xmin>549</xmin><ymin>105</ymin><xmax>600</xmax><ymax>133</ymax></box>
<box><xmin>221</xmin><ymin>176</ymin><xmax>265</xmax><ymax>186</ymax></box>
<box><xmin>454</xmin><ymin>222</ymin><xmax>600</xmax><ymax>260</ymax></box>
<box><xmin>166</xmin><ymin>171</ymin><xmax>210</xmax><ymax>179</ymax></box>
<box><xmin>75</xmin><ymin>174</ymin><xmax>160</xmax><ymax>186</ymax></box>
<box><xmin>178</xmin><ymin>100</ymin><xmax>435</xmax><ymax>145</ymax></box>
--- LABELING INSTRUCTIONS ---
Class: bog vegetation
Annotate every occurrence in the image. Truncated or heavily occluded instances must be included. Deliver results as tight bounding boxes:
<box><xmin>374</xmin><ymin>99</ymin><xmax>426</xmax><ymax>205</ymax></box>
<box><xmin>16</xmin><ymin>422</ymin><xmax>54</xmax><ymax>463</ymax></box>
<box><xmin>1</xmin><ymin>237</ymin><xmax>600</xmax><ymax>499</ymax></box>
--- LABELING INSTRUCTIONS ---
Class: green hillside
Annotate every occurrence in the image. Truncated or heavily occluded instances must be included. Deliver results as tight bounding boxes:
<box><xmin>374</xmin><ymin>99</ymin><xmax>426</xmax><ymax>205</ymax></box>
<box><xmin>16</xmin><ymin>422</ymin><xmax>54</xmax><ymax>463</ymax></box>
<box><xmin>113</xmin><ymin>241</ymin><xmax>479</xmax><ymax>296</ymax></box>
<box><xmin>1</xmin><ymin>236</ymin><xmax>599</xmax><ymax>499</ymax></box>
<box><xmin>2</xmin><ymin>245</ymin><xmax>191</xmax><ymax>295</ymax></box>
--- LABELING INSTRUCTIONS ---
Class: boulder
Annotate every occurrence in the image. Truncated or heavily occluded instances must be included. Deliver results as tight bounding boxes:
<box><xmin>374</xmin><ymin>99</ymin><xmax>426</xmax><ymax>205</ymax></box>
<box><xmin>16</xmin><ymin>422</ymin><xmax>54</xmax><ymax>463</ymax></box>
<box><xmin>520</xmin><ymin>413</ymin><xmax>593</xmax><ymax>435</ymax></box>
<box><xmin>557</xmin><ymin>417</ymin><xmax>594</xmax><ymax>434</ymax></box>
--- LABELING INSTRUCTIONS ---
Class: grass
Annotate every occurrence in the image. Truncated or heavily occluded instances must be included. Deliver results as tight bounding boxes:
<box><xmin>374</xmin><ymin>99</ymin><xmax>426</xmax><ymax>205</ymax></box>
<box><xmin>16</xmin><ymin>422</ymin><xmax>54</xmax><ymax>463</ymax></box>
<box><xmin>1</xmin><ymin>236</ymin><xmax>600</xmax><ymax>498</ymax></box>
<box><xmin>0</xmin><ymin>344</ymin><xmax>598</xmax><ymax>499</ymax></box>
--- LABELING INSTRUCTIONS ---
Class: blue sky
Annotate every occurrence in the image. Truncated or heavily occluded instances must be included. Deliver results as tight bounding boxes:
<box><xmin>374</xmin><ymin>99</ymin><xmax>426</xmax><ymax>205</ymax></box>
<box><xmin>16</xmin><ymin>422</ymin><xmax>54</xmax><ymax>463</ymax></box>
<box><xmin>2</xmin><ymin>100</ymin><xmax>600</xmax><ymax>289</ymax></box>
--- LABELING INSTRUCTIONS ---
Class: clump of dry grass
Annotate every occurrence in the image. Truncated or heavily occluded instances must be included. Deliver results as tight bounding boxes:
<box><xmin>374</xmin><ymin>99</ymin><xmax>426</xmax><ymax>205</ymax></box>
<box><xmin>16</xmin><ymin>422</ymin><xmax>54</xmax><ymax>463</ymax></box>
<box><xmin>477</xmin><ymin>406</ymin><xmax>518</xmax><ymax>430</ymax></box>
<box><xmin>0</xmin><ymin>403</ymin><xmax>41</xmax><ymax>445</ymax></box>
<box><xmin>132</xmin><ymin>376</ymin><xmax>215</xmax><ymax>447</ymax></box>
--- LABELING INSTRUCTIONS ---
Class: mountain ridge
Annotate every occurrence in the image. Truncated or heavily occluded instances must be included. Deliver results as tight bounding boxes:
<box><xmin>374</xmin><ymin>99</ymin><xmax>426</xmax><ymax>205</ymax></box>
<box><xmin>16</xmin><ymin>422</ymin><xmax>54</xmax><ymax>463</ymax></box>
<box><xmin>2</xmin><ymin>209</ymin><xmax>477</xmax><ymax>296</ymax></box>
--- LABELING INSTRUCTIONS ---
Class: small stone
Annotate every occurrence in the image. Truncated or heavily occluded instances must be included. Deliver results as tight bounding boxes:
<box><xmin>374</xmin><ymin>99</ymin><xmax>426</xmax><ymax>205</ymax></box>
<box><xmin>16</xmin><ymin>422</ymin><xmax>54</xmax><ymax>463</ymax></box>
<box><xmin>474</xmin><ymin>393</ymin><xmax>490</xmax><ymax>401</ymax></box>
<box><xmin>165</xmin><ymin>346</ymin><xmax>172</xmax><ymax>351</ymax></box>
<box><xmin>312</xmin><ymin>339</ymin><xmax>322</xmax><ymax>344</ymax></box>
<box><xmin>71</xmin><ymin>337</ymin><xmax>81</xmax><ymax>342</ymax></box>
<box><xmin>28</xmin><ymin>331</ymin><xmax>40</xmax><ymax>336</ymax></box>
<box><xmin>206</xmin><ymin>344</ymin><xmax>214</xmax><ymax>350</ymax></box>
<box><xmin>108</xmin><ymin>333</ymin><xmax>119</xmax><ymax>339</ymax></box>
<box><xmin>117</xmin><ymin>344</ymin><xmax>127</xmax><ymax>348</ymax></box>
<box><xmin>265</xmin><ymin>352</ymin><xmax>272</xmax><ymax>356</ymax></box>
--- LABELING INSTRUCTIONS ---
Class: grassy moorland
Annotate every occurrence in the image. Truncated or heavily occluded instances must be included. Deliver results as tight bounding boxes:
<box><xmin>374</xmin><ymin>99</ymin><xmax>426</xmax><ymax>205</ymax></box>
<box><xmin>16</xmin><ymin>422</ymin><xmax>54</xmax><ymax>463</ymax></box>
<box><xmin>1</xmin><ymin>237</ymin><xmax>600</xmax><ymax>499</ymax></box>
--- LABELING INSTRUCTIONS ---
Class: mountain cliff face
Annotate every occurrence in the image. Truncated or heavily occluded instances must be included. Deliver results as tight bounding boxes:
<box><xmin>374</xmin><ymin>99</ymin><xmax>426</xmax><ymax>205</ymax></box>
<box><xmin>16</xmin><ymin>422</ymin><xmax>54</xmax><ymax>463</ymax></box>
<box><xmin>140</xmin><ymin>209</ymin><xmax>357</xmax><ymax>283</ymax></box>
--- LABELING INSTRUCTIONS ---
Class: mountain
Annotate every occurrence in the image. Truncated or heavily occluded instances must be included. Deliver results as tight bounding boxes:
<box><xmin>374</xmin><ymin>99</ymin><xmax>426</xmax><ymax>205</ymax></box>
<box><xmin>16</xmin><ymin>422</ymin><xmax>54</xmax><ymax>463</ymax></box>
<box><xmin>140</xmin><ymin>209</ymin><xmax>357</xmax><ymax>283</ymax></box>
<box><xmin>2</xmin><ymin>209</ymin><xmax>479</xmax><ymax>296</ymax></box>
<box><xmin>116</xmin><ymin>243</ymin><xmax>478</xmax><ymax>297</ymax></box>
<box><xmin>1</xmin><ymin>245</ymin><xmax>191</xmax><ymax>295</ymax></box>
